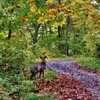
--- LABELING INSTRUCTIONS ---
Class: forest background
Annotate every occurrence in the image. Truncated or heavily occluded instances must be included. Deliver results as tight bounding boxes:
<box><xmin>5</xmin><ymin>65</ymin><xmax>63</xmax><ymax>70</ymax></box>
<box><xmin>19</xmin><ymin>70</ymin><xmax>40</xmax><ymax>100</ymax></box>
<box><xmin>0</xmin><ymin>0</ymin><xmax>100</xmax><ymax>99</ymax></box>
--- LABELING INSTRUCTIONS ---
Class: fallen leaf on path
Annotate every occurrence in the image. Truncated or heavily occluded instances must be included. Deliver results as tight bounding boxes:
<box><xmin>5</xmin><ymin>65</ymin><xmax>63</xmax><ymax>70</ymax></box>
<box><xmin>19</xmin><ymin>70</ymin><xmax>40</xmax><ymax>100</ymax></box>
<box><xmin>34</xmin><ymin>73</ymin><xmax>92</xmax><ymax>100</ymax></box>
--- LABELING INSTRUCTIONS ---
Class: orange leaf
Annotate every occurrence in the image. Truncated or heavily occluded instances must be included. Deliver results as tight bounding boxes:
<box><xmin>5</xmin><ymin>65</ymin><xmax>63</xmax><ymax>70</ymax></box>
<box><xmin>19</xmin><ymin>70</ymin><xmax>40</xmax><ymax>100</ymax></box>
<box><xmin>29</xmin><ymin>2</ymin><xmax>35</xmax><ymax>6</ymax></box>
<box><xmin>21</xmin><ymin>17</ymin><xmax>28</xmax><ymax>21</ymax></box>
<box><xmin>86</xmin><ymin>5</ymin><xmax>95</xmax><ymax>11</ymax></box>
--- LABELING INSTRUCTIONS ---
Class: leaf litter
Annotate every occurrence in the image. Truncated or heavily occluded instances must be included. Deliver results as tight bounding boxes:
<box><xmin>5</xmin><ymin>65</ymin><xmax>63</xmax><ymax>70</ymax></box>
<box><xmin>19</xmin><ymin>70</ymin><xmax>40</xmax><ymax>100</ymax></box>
<box><xmin>44</xmin><ymin>60</ymin><xmax>100</xmax><ymax>100</ymax></box>
<box><xmin>37</xmin><ymin>73</ymin><xmax>92</xmax><ymax>100</ymax></box>
<box><xmin>34</xmin><ymin>60</ymin><xmax>100</xmax><ymax>100</ymax></box>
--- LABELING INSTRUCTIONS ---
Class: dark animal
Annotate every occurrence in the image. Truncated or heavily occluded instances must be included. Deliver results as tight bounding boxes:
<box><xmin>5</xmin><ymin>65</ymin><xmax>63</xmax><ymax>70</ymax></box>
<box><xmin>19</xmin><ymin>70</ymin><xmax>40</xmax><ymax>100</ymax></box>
<box><xmin>30</xmin><ymin>56</ymin><xmax>46</xmax><ymax>79</ymax></box>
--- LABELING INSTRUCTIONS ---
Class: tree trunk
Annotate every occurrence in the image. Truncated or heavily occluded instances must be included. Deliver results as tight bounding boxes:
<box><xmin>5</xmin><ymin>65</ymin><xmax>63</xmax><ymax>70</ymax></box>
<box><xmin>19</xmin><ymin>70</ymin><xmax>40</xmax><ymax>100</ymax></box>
<box><xmin>8</xmin><ymin>19</ymin><xmax>12</xmax><ymax>39</ymax></box>
<box><xmin>58</xmin><ymin>0</ymin><xmax>61</xmax><ymax>37</ymax></box>
<box><xmin>8</xmin><ymin>28</ymin><xmax>12</xmax><ymax>39</ymax></box>
<box><xmin>33</xmin><ymin>23</ymin><xmax>41</xmax><ymax>55</ymax></box>
<box><xmin>33</xmin><ymin>24</ymin><xmax>41</xmax><ymax>43</ymax></box>
<box><xmin>58</xmin><ymin>26</ymin><xmax>61</xmax><ymax>37</ymax></box>
<box><xmin>65</xmin><ymin>16</ymin><xmax>70</xmax><ymax>56</ymax></box>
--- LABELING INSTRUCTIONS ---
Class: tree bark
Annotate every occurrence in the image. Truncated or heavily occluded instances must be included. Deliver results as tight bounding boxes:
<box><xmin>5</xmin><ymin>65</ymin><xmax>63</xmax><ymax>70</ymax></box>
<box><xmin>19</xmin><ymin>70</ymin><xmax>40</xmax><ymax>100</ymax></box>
<box><xmin>58</xmin><ymin>26</ymin><xmax>61</xmax><ymax>37</ymax></box>
<box><xmin>32</xmin><ymin>23</ymin><xmax>41</xmax><ymax>55</ymax></box>
<box><xmin>33</xmin><ymin>24</ymin><xmax>41</xmax><ymax>44</ymax></box>
<box><xmin>8</xmin><ymin>28</ymin><xmax>12</xmax><ymax>39</ymax></box>
<box><xmin>65</xmin><ymin>16</ymin><xmax>70</xmax><ymax>56</ymax></box>
<box><xmin>58</xmin><ymin>0</ymin><xmax>61</xmax><ymax>37</ymax></box>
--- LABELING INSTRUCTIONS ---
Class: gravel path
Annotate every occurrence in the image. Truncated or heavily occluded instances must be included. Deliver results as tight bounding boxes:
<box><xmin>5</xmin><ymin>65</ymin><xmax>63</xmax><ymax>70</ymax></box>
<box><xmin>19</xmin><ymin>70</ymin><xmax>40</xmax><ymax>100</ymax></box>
<box><xmin>47</xmin><ymin>60</ymin><xmax>100</xmax><ymax>100</ymax></box>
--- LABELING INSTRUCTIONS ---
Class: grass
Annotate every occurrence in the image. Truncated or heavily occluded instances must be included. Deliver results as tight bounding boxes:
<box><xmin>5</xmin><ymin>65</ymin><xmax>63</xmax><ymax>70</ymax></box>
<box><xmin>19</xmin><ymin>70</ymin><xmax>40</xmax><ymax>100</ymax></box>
<box><xmin>76</xmin><ymin>56</ymin><xmax>100</xmax><ymax>70</ymax></box>
<box><xmin>0</xmin><ymin>66</ymin><xmax>58</xmax><ymax>100</ymax></box>
<box><xmin>26</xmin><ymin>94</ymin><xmax>58</xmax><ymax>100</ymax></box>
<box><xmin>23</xmin><ymin>69</ymin><xmax>58</xmax><ymax>100</ymax></box>
<box><xmin>47</xmin><ymin>54</ymin><xmax>73</xmax><ymax>61</ymax></box>
<box><xmin>45</xmin><ymin>69</ymin><xmax>57</xmax><ymax>79</ymax></box>
<box><xmin>0</xmin><ymin>55</ymin><xmax>100</xmax><ymax>100</ymax></box>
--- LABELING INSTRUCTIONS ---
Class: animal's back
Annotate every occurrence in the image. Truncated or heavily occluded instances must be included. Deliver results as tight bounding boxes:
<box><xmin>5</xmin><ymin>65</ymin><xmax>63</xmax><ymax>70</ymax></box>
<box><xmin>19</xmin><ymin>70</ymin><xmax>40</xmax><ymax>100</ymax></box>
<box><xmin>30</xmin><ymin>63</ymin><xmax>41</xmax><ymax>72</ymax></box>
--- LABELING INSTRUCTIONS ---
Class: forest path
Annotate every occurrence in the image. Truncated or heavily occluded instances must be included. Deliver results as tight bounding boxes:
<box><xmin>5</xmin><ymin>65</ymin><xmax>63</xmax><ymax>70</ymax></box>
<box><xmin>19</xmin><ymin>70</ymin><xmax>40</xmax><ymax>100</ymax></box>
<box><xmin>47</xmin><ymin>60</ymin><xmax>100</xmax><ymax>100</ymax></box>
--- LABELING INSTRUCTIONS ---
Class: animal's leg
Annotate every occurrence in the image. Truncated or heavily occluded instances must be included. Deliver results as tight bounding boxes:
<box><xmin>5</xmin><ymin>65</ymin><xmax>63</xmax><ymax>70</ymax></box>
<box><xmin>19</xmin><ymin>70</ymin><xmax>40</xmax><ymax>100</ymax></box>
<box><xmin>30</xmin><ymin>73</ymin><xmax>36</xmax><ymax>80</ymax></box>
<box><xmin>30</xmin><ymin>74</ymin><xmax>33</xmax><ymax>80</ymax></box>
<box><xmin>40</xmin><ymin>70</ymin><xmax>44</xmax><ymax>78</ymax></box>
<box><xmin>42</xmin><ymin>71</ymin><xmax>44</xmax><ymax>78</ymax></box>
<box><xmin>39</xmin><ymin>71</ymin><xmax>42</xmax><ymax>78</ymax></box>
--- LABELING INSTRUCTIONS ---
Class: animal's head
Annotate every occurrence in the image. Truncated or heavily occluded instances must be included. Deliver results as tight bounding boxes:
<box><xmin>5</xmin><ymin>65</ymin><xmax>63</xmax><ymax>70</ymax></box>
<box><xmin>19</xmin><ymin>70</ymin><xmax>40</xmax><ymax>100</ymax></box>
<box><xmin>40</xmin><ymin>56</ymin><xmax>46</xmax><ymax>64</ymax></box>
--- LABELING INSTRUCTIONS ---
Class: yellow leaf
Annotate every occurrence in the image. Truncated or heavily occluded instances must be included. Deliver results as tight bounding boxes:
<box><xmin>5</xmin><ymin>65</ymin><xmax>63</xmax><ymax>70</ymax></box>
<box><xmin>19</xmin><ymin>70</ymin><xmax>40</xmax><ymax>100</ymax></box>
<box><xmin>52</xmin><ymin>21</ymin><xmax>58</xmax><ymax>27</ymax></box>
<box><xmin>50</xmin><ymin>15</ymin><xmax>55</xmax><ymax>20</ymax></box>
<box><xmin>47</xmin><ymin>0</ymin><xmax>55</xmax><ymax>3</ymax></box>
<box><xmin>76</xmin><ymin>0</ymin><xmax>85</xmax><ymax>4</ymax></box>
<box><xmin>37</xmin><ymin>10</ymin><xmax>41</xmax><ymax>14</ymax></box>
<box><xmin>76</xmin><ymin>0</ymin><xmax>81</xmax><ymax>2</ymax></box>
<box><xmin>37</xmin><ymin>17</ymin><xmax>44</xmax><ymax>24</ymax></box>
<box><xmin>29</xmin><ymin>14</ymin><xmax>33</xmax><ymax>18</ymax></box>
<box><xmin>0</xmin><ymin>5</ymin><xmax>2</xmax><ymax>9</ymax></box>
<box><xmin>98</xmin><ymin>20</ymin><xmax>100</xmax><ymax>23</ymax></box>
<box><xmin>71</xmin><ymin>14</ymin><xmax>79</xmax><ymax>19</ymax></box>
<box><xmin>59</xmin><ymin>20</ymin><xmax>66</xmax><ymax>27</ymax></box>
<box><xmin>30</xmin><ymin>6</ymin><xmax>36</xmax><ymax>12</ymax></box>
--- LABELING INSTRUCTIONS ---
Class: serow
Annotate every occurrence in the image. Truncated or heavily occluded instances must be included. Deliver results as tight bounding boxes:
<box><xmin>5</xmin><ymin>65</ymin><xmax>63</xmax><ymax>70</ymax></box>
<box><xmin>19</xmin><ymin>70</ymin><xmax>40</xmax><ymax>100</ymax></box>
<box><xmin>30</xmin><ymin>56</ymin><xmax>47</xmax><ymax>80</ymax></box>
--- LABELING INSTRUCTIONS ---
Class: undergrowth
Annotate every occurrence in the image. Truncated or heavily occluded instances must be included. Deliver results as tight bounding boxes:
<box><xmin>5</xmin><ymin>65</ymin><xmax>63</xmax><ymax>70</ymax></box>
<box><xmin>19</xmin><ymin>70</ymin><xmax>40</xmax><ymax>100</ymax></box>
<box><xmin>76</xmin><ymin>56</ymin><xmax>100</xmax><ymax>71</ymax></box>
<box><xmin>0</xmin><ymin>55</ymin><xmax>100</xmax><ymax>100</ymax></box>
<box><xmin>0</xmin><ymin>66</ymin><xmax>57</xmax><ymax>100</ymax></box>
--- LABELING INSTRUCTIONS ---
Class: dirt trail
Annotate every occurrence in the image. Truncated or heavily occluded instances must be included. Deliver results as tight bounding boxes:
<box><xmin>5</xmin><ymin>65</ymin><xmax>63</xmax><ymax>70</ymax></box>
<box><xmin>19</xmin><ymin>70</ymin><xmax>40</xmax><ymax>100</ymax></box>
<box><xmin>47</xmin><ymin>60</ymin><xmax>100</xmax><ymax>100</ymax></box>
